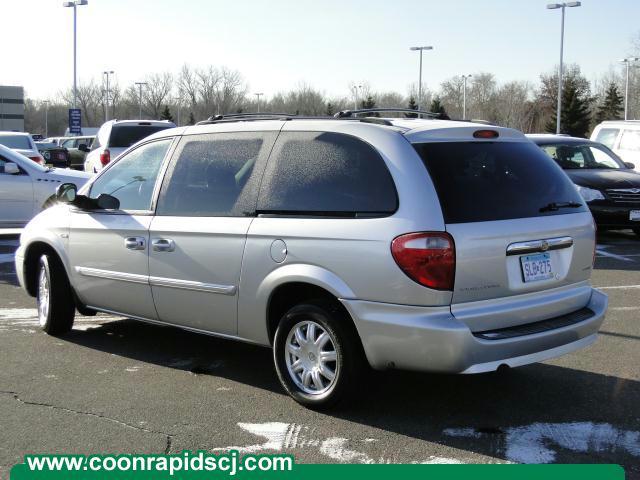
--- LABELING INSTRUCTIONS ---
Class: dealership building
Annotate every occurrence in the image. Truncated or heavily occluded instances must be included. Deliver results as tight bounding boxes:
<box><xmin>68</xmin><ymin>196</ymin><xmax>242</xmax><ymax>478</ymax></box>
<box><xmin>0</xmin><ymin>85</ymin><xmax>25</xmax><ymax>132</ymax></box>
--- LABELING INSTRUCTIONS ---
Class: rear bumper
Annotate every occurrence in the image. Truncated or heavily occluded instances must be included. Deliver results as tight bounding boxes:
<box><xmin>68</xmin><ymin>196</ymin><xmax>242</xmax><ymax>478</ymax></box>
<box><xmin>590</xmin><ymin>204</ymin><xmax>640</xmax><ymax>229</ymax></box>
<box><xmin>341</xmin><ymin>288</ymin><xmax>607</xmax><ymax>373</ymax></box>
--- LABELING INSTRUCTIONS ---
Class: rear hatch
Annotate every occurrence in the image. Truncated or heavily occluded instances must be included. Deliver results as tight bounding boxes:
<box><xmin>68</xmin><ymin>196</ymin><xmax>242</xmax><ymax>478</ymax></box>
<box><xmin>411</xmin><ymin>130</ymin><xmax>595</xmax><ymax>332</ymax></box>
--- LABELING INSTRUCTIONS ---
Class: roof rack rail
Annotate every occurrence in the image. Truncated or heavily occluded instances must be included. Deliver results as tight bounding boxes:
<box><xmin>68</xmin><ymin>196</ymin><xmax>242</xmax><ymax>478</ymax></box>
<box><xmin>334</xmin><ymin>108</ymin><xmax>441</xmax><ymax>118</ymax></box>
<box><xmin>197</xmin><ymin>112</ymin><xmax>296</xmax><ymax>125</ymax></box>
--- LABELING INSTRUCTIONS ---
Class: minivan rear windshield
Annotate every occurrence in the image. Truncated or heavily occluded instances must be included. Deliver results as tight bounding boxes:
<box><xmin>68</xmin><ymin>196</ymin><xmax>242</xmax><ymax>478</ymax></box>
<box><xmin>414</xmin><ymin>141</ymin><xmax>588</xmax><ymax>224</ymax></box>
<box><xmin>0</xmin><ymin>135</ymin><xmax>31</xmax><ymax>150</ymax></box>
<box><xmin>108</xmin><ymin>125</ymin><xmax>172</xmax><ymax>148</ymax></box>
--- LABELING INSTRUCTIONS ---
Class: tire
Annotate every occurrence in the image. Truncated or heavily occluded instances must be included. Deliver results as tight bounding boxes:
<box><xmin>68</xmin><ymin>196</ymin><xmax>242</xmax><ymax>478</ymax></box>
<box><xmin>36</xmin><ymin>254</ymin><xmax>75</xmax><ymax>335</ymax></box>
<box><xmin>273</xmin><ymin>300</ymin><xmax>364</xmax><ymax>409</ymax></box>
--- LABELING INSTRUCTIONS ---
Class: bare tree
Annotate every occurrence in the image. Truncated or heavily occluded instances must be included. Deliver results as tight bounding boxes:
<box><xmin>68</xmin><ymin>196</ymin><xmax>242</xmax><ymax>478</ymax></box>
<box><xmin>143</xmin><ymin>72</ymin><xmax>173</xmax><ymax>119</ymax></box>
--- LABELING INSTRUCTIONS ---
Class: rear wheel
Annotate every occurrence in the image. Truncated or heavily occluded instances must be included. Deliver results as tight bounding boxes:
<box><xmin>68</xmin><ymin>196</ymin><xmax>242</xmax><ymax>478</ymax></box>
<box><xmin>37</xmin><ymin>254</ymin><xmax>75</xmax><ymax>335</ymax></box>
<box><xmin>273</xmin><ymin>301</ymin><xmax>363</xmax><ymax>409</ymax></box>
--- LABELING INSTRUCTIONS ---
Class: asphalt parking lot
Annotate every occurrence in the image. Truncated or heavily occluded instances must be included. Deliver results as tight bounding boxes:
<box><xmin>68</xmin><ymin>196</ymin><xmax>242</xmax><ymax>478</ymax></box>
<box><xmin>0</xmin><ymin>230</ymin><xmax>638</xmax><ymax>478</ymax></box>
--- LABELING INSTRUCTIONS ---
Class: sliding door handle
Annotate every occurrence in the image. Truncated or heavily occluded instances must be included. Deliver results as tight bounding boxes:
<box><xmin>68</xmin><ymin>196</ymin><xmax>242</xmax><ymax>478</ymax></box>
<box><xmin>152</xmin><ymin>238</ymin><xmax>175</xmax><ymax>252</ymax></box>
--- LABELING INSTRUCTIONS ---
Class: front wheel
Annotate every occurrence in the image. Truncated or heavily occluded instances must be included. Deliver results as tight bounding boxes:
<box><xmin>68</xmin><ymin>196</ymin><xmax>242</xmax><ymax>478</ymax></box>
<box><xmin>273</xmin><ymin>301</ymin><xmax>363</xmax><ymax>409</ymax></box>
<box><xmin>37</xmin><ymin>254</ymin><xmax>75</xmax><ymax>335</ymax></box>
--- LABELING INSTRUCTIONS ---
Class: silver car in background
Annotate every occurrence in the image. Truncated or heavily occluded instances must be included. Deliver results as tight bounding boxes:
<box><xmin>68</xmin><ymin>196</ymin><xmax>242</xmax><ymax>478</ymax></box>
<box><xmin>15</xmin><ymin>111</ymin><xmax>607</xmax><ymax>408</ymax></box>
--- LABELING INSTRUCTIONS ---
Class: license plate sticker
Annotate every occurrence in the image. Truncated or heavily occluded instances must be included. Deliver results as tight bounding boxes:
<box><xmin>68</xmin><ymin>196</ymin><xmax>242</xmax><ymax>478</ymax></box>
<box><xmin>520</xmin><ymin>252</ymin><xmax>554</xmax><ymax>283</ymax></box>
<box><xmin>631</xmin><ymin>210</ymin><xmax>640</xmax><ymax>221</ymax></box>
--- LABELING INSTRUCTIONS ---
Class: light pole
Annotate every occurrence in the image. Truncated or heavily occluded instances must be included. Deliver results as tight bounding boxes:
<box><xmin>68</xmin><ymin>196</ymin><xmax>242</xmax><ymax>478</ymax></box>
<box><xmin>175</xmin><ymin>96</ymin><xmax>182</xmax><ymax>126</ymax></box>
<box><xmin>62</xmin><ymin>0</ymin><xmax>88</xmax><ymax>109</ymax></box>
<box><xmin>410</xmin><ymin>46</ymin><xmax>433</xmax><ymax>111</ymax></box>
<box><xmin>547</xmin><ymin>2</ymin><xmax>581</xmax><ymax>134</ymax></box>
<box><xmin>620</xmin><ymin>57</ymin><xmax>639</xmax><ymax>120</ymax></box>
<box><xmin>351</xmin><ymin>84</ymin><xmax>362</xmax><ymax>110</ymax></box>
<box><xmin>103</xmin><ymin>70</ymin><xmax>114</xmax><ymax>122</ymax></box>
<box><xmin>135</xmin><ymin>81</ymin><xmax>147</xmax><ymax>119</ymax></box>
<box><xmin>43</xmin><ymin>101</ymin><xmax>50</xmax><ymax>138</ymax></box>
<box><xmin>254</xmin><ymin>92</ymin><xmax>263</xmax><ymax>113</ymax></box>
<box><xmin>461</xmin><ymin>74</ymin><xmax>472</xmax><ymax>120</ymax></box>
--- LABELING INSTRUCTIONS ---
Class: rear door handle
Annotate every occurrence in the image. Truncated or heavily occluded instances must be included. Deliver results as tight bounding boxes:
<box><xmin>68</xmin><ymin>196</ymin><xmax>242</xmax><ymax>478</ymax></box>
<box><xmin>152</xmin><ymin>238</ymin><xmax>175</xmax><ymax>252</ymax></box>
<box><xmin>124</xmin><ymin>237</ymin><xmax>146</xmax><ymax>250</ymax></box>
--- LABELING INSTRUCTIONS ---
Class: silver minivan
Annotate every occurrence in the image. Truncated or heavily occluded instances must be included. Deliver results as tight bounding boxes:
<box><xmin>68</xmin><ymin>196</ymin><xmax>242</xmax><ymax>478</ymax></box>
<box><xmin>16</xmin><ymin>111</ymin><xmax>608</xmax><ymax>408</ymax></box>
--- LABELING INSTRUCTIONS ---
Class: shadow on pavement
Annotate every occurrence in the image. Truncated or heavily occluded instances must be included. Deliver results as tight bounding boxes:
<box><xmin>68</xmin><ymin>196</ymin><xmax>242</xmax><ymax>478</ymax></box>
<box><xmin>62</xmin><ymin>317</ymin><xmax>640</xmax><ymax>471</ymax></box>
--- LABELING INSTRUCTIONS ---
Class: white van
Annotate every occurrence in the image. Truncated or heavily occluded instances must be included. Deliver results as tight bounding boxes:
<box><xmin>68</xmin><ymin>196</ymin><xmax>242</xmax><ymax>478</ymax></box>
<box><xmin>590</xmin><ymin>121</ymin><xmax>640</xmax><ymax>171</ymax></box>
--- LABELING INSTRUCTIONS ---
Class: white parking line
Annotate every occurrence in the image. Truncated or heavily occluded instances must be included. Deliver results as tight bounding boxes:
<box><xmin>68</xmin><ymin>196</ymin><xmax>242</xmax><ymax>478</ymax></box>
<box><xmin>595</xmin><ymin>249</ymin><xmax>634</xmax><ymax>262</ymax></box>
<box><xmin>596</xmin><ymin>284</ymin><xmax>640</xmax><ymax>290</ymax></box>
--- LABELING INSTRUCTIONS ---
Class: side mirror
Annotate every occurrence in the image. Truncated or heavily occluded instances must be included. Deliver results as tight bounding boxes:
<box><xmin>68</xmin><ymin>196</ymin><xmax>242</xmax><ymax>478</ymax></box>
<box><xmin>624</xmin><ymin>162</ymin><xmax>636</xmax><ymax>169</ymax></box>
<box><xmin>96</xmin><ymin>193</ymin><xmax>120</xmax><ymax>210</ymax></box>
<box><xmin>56</xmin><ymin>183</ymin><xmax>77</xmax><ymax>203</ymax></box>
<box><xmin>4</xmin><ymin>162</ymin><xmax>20</xmax><ymax>175</ymax></box>
<box><xmin>78</xmin><ymin>144</ymin><xmax>90</xmax><ymax>152</ymax></box>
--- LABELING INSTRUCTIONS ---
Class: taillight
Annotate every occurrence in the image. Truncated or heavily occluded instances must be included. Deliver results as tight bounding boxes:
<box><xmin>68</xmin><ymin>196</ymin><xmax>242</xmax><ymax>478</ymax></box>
<box><xmin>28</xmin><ymin>155</ymin><xmax>43</xmax><ymax>164</ymax></box>
<box><xmin>100</xmin><ymin>149</ymin><xmax>111</xmax><ymax>166</ymax></box>
<box><xmin>391</xmin><ymin>232</ymin><xmax>456</xmax><ymax>290</ymax></box>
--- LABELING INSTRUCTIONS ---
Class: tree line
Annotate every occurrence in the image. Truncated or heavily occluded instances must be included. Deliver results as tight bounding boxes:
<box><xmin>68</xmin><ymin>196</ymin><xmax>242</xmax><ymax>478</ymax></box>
<box><xmin>24</xmin><ymin>39</ymin><xmax>640</xmax><ymax>138</ymax></box>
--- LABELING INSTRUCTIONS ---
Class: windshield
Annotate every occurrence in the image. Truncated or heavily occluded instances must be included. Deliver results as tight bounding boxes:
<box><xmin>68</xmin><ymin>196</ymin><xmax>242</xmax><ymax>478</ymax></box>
<box><xmin>0</xmin><ymin>135</ymin><xmax>32</xmax><ymax>150</ymax></box>
<box><xmin>108</xmin><ymin>125</ymin><xmax>172</xmax><ymax>148</ymax></box>
<box><xmin>539</xmin><ymin>143</ymin><xmax>626</xmax><ymax>170</ymax></box>
<box><xmin>414</xmin><ymin>141</ymin><xmax>587</xmax><ymax>224</ymax></box>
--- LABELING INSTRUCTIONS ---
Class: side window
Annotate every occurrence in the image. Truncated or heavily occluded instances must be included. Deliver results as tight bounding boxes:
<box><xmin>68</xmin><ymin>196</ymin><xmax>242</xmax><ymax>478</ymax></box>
<box><xmin>89</xmin><ymin>139</ymin><xmax>172</xmax><ymax>211</ymax></box>
<box><xmin>62</xmin><ymin>139</ymin><xmax>76</xmax><ymax>148</ymax></box>
<box><xmin>257</xmin><ymin>131</ymin><xmax>397</xmax><ymax>215</ymax></box>
<box><xmin>0</xmin><ymin>157</ymin><xmax>26</xmax><ymax>175</ymax></box>
<box><xmin>618</xmin><ymin>130</ymin><xmax>640</xmax><ymax>151</ymax></box>
<box><xmin>595</xmin><ymin>128</ymin><xmax>619</xmax><ymax>149</ymax></box>
<box><xmin>157</xmin><ymin>132</ymin><xmax>276</xmax><ymax>217</ymax></box>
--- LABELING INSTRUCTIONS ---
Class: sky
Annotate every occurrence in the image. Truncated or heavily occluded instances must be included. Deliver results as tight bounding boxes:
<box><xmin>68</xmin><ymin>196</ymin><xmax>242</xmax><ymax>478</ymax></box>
<box><xmin>2</xmin><ymin>0</ymin><xmax>640</xmax><ymax>101</ymax></box>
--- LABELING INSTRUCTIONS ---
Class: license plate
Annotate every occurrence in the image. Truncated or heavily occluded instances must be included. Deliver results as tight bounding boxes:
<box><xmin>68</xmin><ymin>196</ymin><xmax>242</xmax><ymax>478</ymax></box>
<box><xmin>631</xmin><ymin>210</ymin><xmax>640</xmax><ymax>221</ymax></box>
<box><xmin>520</xmin><ymin>253</ymin><xmax>554</xmax><ymax>283</ymax></box>
<box><xmin>55</xmin><ymin>153</ymin><xmax>65</xmax><ymax>160</ymax></box>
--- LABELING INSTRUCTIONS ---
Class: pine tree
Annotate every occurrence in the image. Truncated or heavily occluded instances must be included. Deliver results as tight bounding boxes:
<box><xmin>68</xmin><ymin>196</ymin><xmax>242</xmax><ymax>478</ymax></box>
<box><xmin>429</xmin><ymin>97</ymin><xmax>450</xmax><ymax>120</ymax></box>
<box><xmin>160</xmin><ymin>105</ymin><xmax>174</xmax><ymax>122</ymax></box>
<box><xmin>188</xmin><ymin>112</ymin><xmax>195</xmax><ymax>125</ymax></box>
<box><xmin>406</xmin><ymin>97</ymin><xmax>418</xmax><ymax>118</ymax></box>
<box><xmin>361</xmin><ymin>96</ymin><xmax>378</xmax><ymax>116</ymax></box>
<box><xmin>545</xmin><ymin>76</ymin><xmax>592</xmax><ymax>137</ymax></box>
<box><xmin>325</xmin><ymin>102</ymin><xmax>334</xmax><ymax>116</ymax></box>
<box><xmin>595</xmin><ymin>82</ymin><xmax>623</xmax><ymax>124</ymax></box>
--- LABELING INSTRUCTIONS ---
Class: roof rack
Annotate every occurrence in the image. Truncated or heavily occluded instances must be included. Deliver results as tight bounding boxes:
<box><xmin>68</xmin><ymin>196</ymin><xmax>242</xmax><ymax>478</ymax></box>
<box><xmin>197</xmin><ymin>113</ymin><xmax>296</xmax><ymax>125</ymax></box>
<box><xmin>334</xmin><ymin>108</ymin><xmax>441</xmax><ymax>118</ymax></box>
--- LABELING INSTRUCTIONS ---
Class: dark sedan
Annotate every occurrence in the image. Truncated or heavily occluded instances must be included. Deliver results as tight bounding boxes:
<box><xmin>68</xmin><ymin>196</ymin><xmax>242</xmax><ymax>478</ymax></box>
<box><xmin>34</xmin><ymin>142</ymin><xmax>71</xmax><ymax>169</ymax></box>
<box><xmin>528</xmin><ymin>134</ymin><xmax>640</xmax><ymax>237</ymax></box>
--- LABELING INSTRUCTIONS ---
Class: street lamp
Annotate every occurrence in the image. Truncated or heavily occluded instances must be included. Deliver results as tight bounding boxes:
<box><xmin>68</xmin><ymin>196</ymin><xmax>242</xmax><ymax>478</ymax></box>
<box><xmin>351</xmin><ymin>84</ymin><xmax>362</xmax><ymax>110</ymax></box>
<box><xmin>620</xmin><ymin>57</ymin><xmax>639</xmax><ymax>120</ymax></box>
<box><xmin>409</xmin><ymin>46</ymin><xmax>433</xmax><ymax>111</ymax></box>
<box><xmin>461</xmin><ymin>74</ymin><xmax>472</xmax><ymax>120</ymax></box>
<box><xmin>254</xmin><ymin>92</ymin><xmax>263</xmax><ymax>113</ymax></box>
<box><xmin>547</xmin><ymin>2</ymin><xmax>581</xmax><ymax>134</ymax></box>
<box><xmin>103</xmin><ymin>70</ymin><xmax>114</xmax><ymax>122</ymax></box>
<box><xmin>175</xmin><ymin>95</ymin><xmax>182</xmax><ymax>126</ymax></box>
<box><xmin>135</xmin><ymin>81</ymin><xmax>147</xmax><ymax>119</ymax></box>
<box><xmin>62</xmin><ymin>0</ymin><xmax>88</xmax><ymax>110</ymax></box>
<box><xmin>43</xmin><ymin>101</ymin><xmax>50</xmax><ymax>138</ymax></box>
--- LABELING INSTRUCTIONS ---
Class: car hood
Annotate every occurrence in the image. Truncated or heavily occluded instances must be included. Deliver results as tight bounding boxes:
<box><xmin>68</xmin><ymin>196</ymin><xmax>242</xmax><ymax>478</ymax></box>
<box><xmin>566</xmin><ymin>169</ymin><xmax>640</xmax><ymax>190</ymax></box>
<box><xmin>42</xmin><ymin>168</ymin><xmax>92</xmax><ymax>185</ymax></box>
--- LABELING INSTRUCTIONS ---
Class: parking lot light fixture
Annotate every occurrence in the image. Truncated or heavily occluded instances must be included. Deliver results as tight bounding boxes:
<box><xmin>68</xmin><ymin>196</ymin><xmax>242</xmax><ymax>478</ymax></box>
<box><xmin>410</xmin><ymin>46</ymin><xmax>433</xmax><ymax>111</ymax></box>
<box><xmin>254</xmin><ymin>92</ymin><xmax>264</xmax><ymax>113</ymax></box>
<box><xmin>134</xmin><ymin>82</ymin><xmax>147</xmax><ymax>119</ymax></box>
<box><xmin>62</xmin><ymin>0</ymin><xmax>88</xmax><ymax>110</ymax></box>
<box><xmin>546</xmin><ymin>1</ymin><xmax>581</xmax><ymax>134</ymax></box>
<box><xmin>461</xmin><ymin>74</ymin><xmax>472</xmax><ymax>120</ymax></box>
<box><xmin>620</xmin><ymin>57</ymin><xmax>640</xmax><ymax>120</ymax></box>
<box><xmin>103</xmin><ymin>70</ymin><xmax>115</xmax><ymax>122</ymax></box>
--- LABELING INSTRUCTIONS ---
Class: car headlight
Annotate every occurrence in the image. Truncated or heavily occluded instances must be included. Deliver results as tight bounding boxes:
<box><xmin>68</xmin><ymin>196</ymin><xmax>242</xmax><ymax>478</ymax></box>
<box><xmin>575</xmin><ymin>185</ymin><xmax>604</xmax><ymax>202</ymax></box>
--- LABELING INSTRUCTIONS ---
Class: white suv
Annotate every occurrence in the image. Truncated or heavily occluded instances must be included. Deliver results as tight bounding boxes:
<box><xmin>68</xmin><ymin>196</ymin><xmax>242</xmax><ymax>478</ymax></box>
<box><xmin>84</xmin><ymin>120</ymin><xmax>176</xmax><ymax>173</ymax></box>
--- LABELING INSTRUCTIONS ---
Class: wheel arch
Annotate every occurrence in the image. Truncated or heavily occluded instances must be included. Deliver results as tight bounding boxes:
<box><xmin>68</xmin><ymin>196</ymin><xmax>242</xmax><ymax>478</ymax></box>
<box><xmin>22</xmin><ymin>240</ymin><xmax>71</xmax><ymax>297</ymax></box>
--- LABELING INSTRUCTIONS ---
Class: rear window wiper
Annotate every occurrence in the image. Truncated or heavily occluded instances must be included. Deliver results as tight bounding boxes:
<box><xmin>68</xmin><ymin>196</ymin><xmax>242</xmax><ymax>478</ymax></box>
<box><xmin>539</xmin><ymin>201</ymin><xmax>582</xmax><ymax>212</ymax></box>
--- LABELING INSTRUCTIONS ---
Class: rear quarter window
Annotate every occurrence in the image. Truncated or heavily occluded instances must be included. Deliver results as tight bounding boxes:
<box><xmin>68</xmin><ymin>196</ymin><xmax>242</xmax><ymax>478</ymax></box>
<box><xmin>618</xmin><ymin>129</ymin><xmax>640</xmax><ymax>151</ymax></box>
<box><xmin>257</xmin><ymin>131</ymin><xmax>397</xmax><ymax>216</ymax></box>
<box><xmin>414</xmin><ymin>141</ymin><xmax>587</xmax><ymax>224</ymax></box>
<box><xmin>594</xmin><ymin>128</ymin><xmax>620</xmax><ymax>149</ymax></box>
